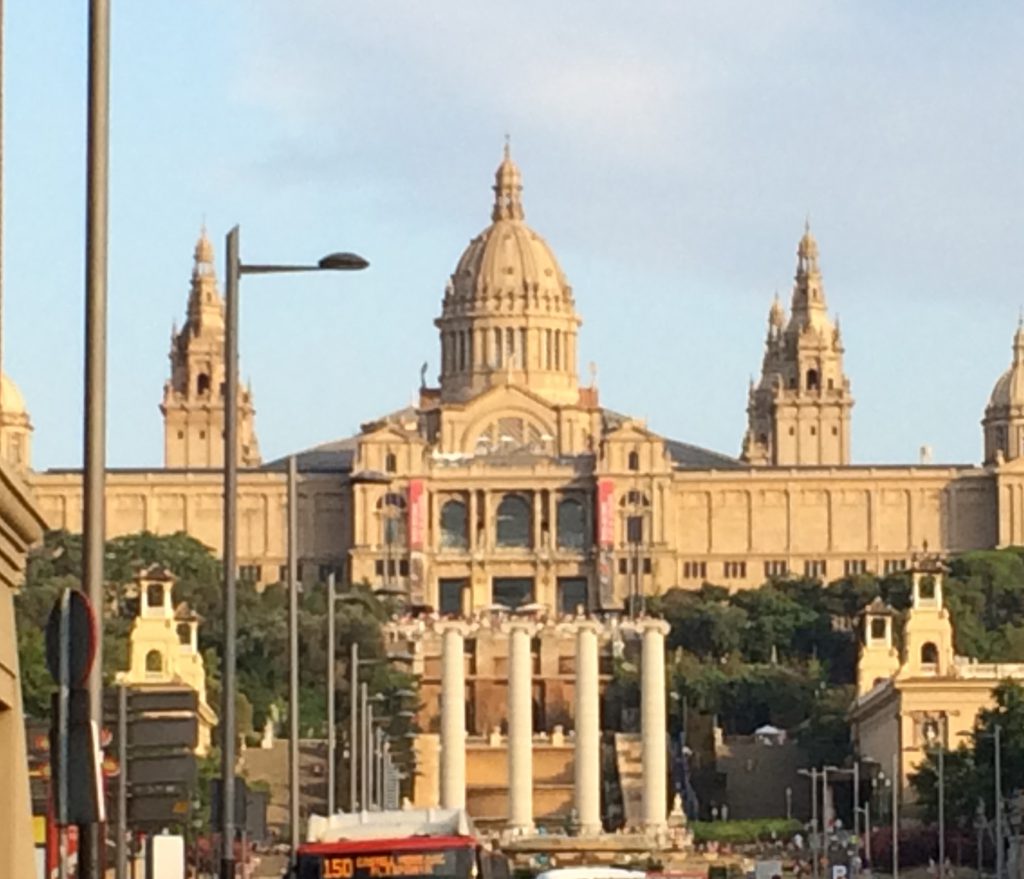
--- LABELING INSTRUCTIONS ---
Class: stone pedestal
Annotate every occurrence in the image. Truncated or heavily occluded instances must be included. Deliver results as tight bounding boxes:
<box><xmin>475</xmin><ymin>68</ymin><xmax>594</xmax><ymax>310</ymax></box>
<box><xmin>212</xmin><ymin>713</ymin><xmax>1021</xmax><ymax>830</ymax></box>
<box><xmin>437</xmin><ymin>621</ymin><xmax>470</xmax><ymax>809</ymax></box>
<box><xmin>640</xmin><ymin>618</ymin><xmax>670</xmax><ymax>835</ymax></box>
<box><xmin>506</xmin><ymin>620</ymin><xmax>537</xmax><ymax>835</ymax></box>
<box><xmin>574</xmin><ymin>620</ymin><xmax>602</xmax><ymax>835</ymax></box>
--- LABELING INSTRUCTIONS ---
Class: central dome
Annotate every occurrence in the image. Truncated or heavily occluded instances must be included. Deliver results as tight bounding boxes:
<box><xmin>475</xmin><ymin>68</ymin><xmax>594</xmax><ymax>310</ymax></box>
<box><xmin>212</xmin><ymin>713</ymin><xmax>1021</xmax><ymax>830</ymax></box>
<box><xmin>445</xmin><ymin>146</ymin><xmax>574</xmax><ymax>316</ymax></box>
<box><xmin>436</xmin><ymin>146</ymin><xmax>582</xmax><ymax>406</ymax></box>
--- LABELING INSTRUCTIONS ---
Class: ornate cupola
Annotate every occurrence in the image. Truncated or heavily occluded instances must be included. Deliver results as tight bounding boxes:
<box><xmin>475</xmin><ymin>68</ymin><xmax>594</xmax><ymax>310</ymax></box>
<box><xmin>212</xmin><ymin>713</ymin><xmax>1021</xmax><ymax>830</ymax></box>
<box><xmin>742</xmin><ymin>223</ymin><xmax>854</xmax><ymax>466</ymax></box>
<box><xmin>160</xmin><ymin>227</ymin><xmax>261</xmax><ymax>469</ymax></box>
<box><xmin>435</xmin><ymin>144</ymin><xmax>583</xmax><ymax>406</ymax></box>
<box><xmin>982</xmin><ymin>318</ymin><xmax>1024</xmax><ymax>465</ymax></box>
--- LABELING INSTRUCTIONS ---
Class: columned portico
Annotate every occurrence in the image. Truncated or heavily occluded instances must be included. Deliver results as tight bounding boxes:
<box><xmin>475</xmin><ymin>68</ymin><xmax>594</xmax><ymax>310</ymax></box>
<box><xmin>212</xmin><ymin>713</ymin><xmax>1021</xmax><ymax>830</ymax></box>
<box><xmin>640</xmin><ymin>617</ymin><xmax>670</xmax><ymax>835</ymax></box>
<box><xmin>437</xmin><ymin>620</ymin><xmax>471</xmax><ymax>809</ymax></box>
<box><xmin>506</xmin><ymin>619</ymin><xmax>537</xmax><ymax>835</ymax></box>
<box><xmin>573</xmin><ymin>619</ymin><xmax>602</xmax><ymax>835</ymax></box>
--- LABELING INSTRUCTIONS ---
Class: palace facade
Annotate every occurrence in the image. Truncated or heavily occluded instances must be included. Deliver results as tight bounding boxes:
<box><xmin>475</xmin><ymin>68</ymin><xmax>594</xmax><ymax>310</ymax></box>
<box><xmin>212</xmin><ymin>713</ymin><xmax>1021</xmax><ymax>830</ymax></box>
<box><xmin>8</xmin><ymin>147</ymin><xmax>1024</xmax><ymax>607</ymax></box>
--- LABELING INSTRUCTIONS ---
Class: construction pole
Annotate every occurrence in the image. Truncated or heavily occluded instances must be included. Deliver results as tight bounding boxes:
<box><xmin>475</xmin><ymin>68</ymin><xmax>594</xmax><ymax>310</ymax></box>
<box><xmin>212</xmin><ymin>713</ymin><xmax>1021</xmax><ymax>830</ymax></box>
<box><xmin>349</xmin><ymin>643</ymin><xmax>358</xmax><ymax>811</ymax></box>
<box><xmin>892</xmin><ymin>753</ymin><xmax>900</xmax><ymax>879</ymax></box>
<box><xmin>288</xmin><ymin>455</ymin><xmax>300</xmax><ymax>864</ymax></box>
<box><xmin>116</xmin><ymin>683</ymin><xmax>127</xmax><ymax>879</ymax></box>
<box><xmin>82</xmin><ymin>1</ymin><xmax>111</xmax><ymax>876</ymax></box>
<box><xmin>327</xmin><ymin>571</ymin><xmax>336</xmax><ymax>815</ymax></box>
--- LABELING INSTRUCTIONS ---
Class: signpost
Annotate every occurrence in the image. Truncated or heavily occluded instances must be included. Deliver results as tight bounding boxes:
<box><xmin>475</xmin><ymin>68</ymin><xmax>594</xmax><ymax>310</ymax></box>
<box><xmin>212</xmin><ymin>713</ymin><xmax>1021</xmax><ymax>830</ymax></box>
<box><xmin>45</xmin><ymin>589</ymin><xmax>104</xmax><ymax>879</ymax></box>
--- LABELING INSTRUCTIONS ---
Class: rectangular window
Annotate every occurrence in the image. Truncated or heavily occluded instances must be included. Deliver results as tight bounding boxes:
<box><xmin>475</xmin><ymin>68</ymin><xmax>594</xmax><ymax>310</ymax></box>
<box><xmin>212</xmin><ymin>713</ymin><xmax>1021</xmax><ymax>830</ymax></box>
<box><xmin>723</xmin><ymin>561</ymin><xmax>747</xmax><ymax>579</ymax></box>
<box><xmin>844</xmin><ymin>559</ymin><xmax>869</xmax><ymax>576</ymax></box>
<box><xmin>279</xmin><ymin>564</ymin><xmax>288</xmax><ymax>583</ymax></box>
<box><xmin>764</xmin><ymin>560</ymin><xmax>788</xmax><ymax>579</ymax></box>
<box><xmin>626</xmin><ymin>515</ymin><xmax>644</xmax><ymax>544</ymax></box>
<box><xmin>642</xmin><ymin>557</ymin><xmax>653</xmax><ymax>575</ymax></box>
<box><xmin>238</xmin><ymin>564</ymin><xmax>260</xmax><ymax>583</ymax></box>
<box><xmin>398</xmin><ymin>559</ymin><xmax>410</xmax><ymax>577</ymax></box>
<box><xmin>492</xmin><ymin>577</ymin><xmax>534</xmax><ymax>610</ymax></box>
<box><xmin>557</xmin><ymin>577</ymin><xmax>589</xmax><ymax>615</ymax></box>
<box><xmin>618</xmin><ymin>558</ymin><xmax>628</xmax><ymax>575</ymax></box>
<box><xmin>681</xmin><ymin>561</ymin><xmax>707</xmax><ymax>580</ymax></box>
<box><xmin>883</xmin><ymin>558</ymin><xmax>908</xmax><ymax>575</ymax></box>
<box><xmin>438</xmin><ymin>578</ymin><xmax>466</xmax><ymax>616</ymax></box>
<box><xmin>804</xmin><ymin>559</ymin><xmax>828</xmax><ymax>579</ymax></box>
<box><xmin>374</xmin><ymin>559</ymin><xmax>384</xmax><ymax>577</ymax></box>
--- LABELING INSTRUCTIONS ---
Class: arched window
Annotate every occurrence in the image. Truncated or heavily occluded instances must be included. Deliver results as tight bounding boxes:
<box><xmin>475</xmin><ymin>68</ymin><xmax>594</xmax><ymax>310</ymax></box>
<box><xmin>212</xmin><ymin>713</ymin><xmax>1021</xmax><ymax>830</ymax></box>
<box><xmin>921</xmin><ymin>642</ymin><xmax>939</xmax><ymax>666</ymax></box>
<box><xmin>806</xmin><ymin>369</ymin><xmax>820</xmax><ymax>391</ymax></box>
<box><xmin>385</xmin><ymin>453</ymin><xmax>397</xmax><ymax>473</ymax></box>
<box><xmin>628</xmin><ymin>450</ymin><xmax>640</xmax><ymax>471</ymax></box>
<box><xmin>177</xmin><ymin>623</ymin><xmax>191</xmax><ymax>645</ymax></box>
<box><xmin>440</xmin><ymin>500</ymin><xmax>469</xmax><ymax>550</ymax></box>
<box><xmin>146</xmin><ymin>582</ymin><xmax>164</xmax><ymax>610</ymax></box>
<box><xmin>496</xmin><ymin>494</ymin><xmax>531</xmax><ymax>548</ymax></box>
<box><xmin>197</xmin><ymin>373</ymin><xmax>211</xmax><ymax>395</ymax></box>
<box><xmin>145</xmin><ymin>650</ymin><xmax>163</xmax><ymax>673</ymax></box>
<box><xmin>556</xmin><ymin>498</ymin><xmax>587</xmax><ymax>550</ymax></box>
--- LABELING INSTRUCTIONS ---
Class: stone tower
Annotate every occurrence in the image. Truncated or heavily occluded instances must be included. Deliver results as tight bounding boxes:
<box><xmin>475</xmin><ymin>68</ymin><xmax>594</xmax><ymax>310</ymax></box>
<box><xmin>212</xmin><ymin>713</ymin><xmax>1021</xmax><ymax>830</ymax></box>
<box><xmin>857</xmin><ymin>597</ymin><xmax>900</xmax><ymax>696</ymax></box>
<box><xmin>435</xmin><ymin>144</ymin><xmax>583</xmax><ymax>406</ymax></box>
<box><xmin>899</xmin><ymin>556</ymin><xmax>954</xmax><ymax>679</ymax></box>
<box><xmin>161</xmin><ymin>228</ymin><xmax>261</xmax><ymax>468</ymax></box>
<box><xmin>742</xmin><ymin>223</ymin><xmax>853</xmax><ymax>466</ymax></box>
<box><xmin>982</xmin><ymin>318</ymin><xmax>1024</xmax><ymax>465</ymax></box>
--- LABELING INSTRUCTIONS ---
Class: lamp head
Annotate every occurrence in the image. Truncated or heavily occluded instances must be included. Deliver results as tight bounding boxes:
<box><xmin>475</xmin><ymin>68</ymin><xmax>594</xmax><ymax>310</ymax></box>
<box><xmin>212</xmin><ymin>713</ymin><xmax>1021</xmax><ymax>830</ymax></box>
<box><xmin>319</xmin><ymin>252</ymin><xmax>369</xmax><ymax>271</ymax></box>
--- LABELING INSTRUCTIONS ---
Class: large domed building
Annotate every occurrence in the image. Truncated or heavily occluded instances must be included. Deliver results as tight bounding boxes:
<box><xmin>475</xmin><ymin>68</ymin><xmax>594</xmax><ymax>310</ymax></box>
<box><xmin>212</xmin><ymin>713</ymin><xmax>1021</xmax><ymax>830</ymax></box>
<box><xmin>0</xmin><ymin>371</ymin><xmax>32</xmax><ymax>471</ymax></box>
<box><xmin>20</xmin><ymin>146</ymin><xmax>1024</xmax><ymax>819</ymax></box>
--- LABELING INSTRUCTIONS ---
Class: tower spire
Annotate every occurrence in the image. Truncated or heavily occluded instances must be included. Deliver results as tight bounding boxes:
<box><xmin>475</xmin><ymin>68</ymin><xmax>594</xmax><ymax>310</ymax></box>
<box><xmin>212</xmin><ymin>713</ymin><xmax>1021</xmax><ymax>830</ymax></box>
<box><xmin>492</xmin><ymin>139</ymin><xmax>524</xmax><ymax>222</ymax></box>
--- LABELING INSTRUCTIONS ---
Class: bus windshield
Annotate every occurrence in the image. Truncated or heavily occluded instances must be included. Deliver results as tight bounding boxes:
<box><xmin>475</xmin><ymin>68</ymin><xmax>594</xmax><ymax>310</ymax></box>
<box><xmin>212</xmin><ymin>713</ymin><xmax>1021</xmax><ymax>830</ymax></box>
<box><xmin>296</xmin><ymin>841</ymin><xmax>476</xmax><ymax>879</ymax></box>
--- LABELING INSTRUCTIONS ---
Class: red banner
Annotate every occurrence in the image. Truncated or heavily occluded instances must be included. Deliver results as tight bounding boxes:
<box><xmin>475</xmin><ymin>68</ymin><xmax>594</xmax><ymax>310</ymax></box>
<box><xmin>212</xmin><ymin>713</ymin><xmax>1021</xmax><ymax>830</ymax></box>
<box><xmin>597</xmin><ymin>479</ymin><xmax>615</xmax><ymax>548</ymax></box>
<box><xmin>407</xmin><ymin>480</ymin><xmax>426</xmax><ymax>550</ymax></box>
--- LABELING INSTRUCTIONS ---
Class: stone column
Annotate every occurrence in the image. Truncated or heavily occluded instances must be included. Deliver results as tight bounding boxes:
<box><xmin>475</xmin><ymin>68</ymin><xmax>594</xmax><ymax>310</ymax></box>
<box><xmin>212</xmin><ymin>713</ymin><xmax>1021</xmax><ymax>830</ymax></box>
<box><xmin>437</xmin><ymin>621</ymin><xmax>469</xmax><ymax>809</ymax></box>
<box><xmin>506</xmin><ymin>620</ymin><xmax>537</xmax><ymax>834</ymax></box>
<box><xmin>574</xmin><ymin>620</ymin><xmax>602</xmax><ymax>835</ymax></box>
<box><xmin>640</xmin><ymin>617</ymin><xmax>670</xmax><ymax>835</ymax></box>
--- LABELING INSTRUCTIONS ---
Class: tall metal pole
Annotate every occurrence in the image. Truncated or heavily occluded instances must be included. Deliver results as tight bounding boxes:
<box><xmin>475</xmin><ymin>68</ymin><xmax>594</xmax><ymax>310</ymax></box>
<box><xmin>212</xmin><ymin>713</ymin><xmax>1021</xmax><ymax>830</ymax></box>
<box><xmin>360</xmin><ymin>683</ymin><xmax>369</xmax><ymax>812</ymax></box>
<box><xmin>82</xmin><ymin>2</ymin><xmax>110</xmax><ymax>877</ymax></box>
<box><xmin>892</xmin><ymin>753</ymin><xmax>900</xmax><ymax>879</ymax></box>
<box><xmin>996</xmin><ymin>724</ymin><xmax>1004</xmax><ymax>879</ymax></box>
<box><xmin>808</xmin><ymin>769</ymin><xmax>819</xmax><ymax>879</ymax></box>
<box><xmin>116</xmin><ymin>683</ymin><xmax>128</xmax><ymax>879</ymax></box>
<box><xmin>938</xmin><ymin>729</ymin><xmax>945</xmax><ymax>879</ymax></box>
<box><xmin>863</xmin><ymin>801</ymin><xmax>871</xmax><ymax>867</ymax></box>
<box><xmin>327</xmin><ymin>571</ymin><xmax>336</xmax><ymax>815</ymax></box>
<box><xmin>853</xmin><ymin>761</ymin><xmax>860</xmax><ymax>841</ymax></box>
<box><xmin>288</xmin><ymin>455</ymin><xmax>300</xmax><ymax>860</ymax></box>
<box><xmin>349</xmin><ymin>643</ymin><xmax>358</xmax><ymax>812</ymax></box>
<box><xmin>220</xmin><ymin>225</ymin><xmax>240</xmax><ymax>879</ymax></box>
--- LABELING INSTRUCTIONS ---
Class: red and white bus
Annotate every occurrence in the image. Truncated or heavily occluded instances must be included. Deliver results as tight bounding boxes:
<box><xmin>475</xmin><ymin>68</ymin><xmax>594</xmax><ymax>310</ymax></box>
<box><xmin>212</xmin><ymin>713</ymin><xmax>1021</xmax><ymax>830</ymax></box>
<box><xmin>295</xmin><ymin>809</ymin><xmax>508</xmax><ymax>879</ymax></box>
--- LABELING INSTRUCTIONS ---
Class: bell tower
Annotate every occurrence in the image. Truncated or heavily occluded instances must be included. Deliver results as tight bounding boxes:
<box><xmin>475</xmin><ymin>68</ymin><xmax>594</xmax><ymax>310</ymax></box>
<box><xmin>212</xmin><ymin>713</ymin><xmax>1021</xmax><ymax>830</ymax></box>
<box><xmin>160</xmin><ymin>228</ymin><xmax>261</xmax><ymax>468</ymax></box>
<box><xmin>742</xmin><ymin>223</ymin><xmax>853</xmax><ymax>466</ymax></box>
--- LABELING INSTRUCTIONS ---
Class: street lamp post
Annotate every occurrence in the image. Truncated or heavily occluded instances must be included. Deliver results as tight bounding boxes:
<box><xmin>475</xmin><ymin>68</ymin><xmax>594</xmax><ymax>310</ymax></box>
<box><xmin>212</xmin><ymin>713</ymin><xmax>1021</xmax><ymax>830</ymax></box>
<box><xmin>220</xmin><ymin>226</ymin><xmax>367</xmax><ymax>879</ymax></box>
<box><xmin>327</xmin><ymin>571</ymin><xmax>337</xmax><ymax>815</ymax></box>
<box><xmin>892</xmin><ymin>752</ymin><xmax>900</xmax><ymax>879</ymax></box>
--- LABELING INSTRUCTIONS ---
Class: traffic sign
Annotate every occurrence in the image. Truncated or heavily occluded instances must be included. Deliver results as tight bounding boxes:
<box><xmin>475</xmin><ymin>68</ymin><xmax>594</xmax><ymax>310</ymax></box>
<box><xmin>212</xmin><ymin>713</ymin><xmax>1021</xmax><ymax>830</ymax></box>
<box><xmin>44</xmin><ymin>589</ymin><xmax>97</xmax><ymax>687</ymax></box>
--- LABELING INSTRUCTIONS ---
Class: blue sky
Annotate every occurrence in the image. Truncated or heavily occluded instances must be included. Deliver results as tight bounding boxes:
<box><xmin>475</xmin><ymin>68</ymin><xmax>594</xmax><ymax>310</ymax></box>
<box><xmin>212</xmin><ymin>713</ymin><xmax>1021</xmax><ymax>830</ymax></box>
<box><xmin>4</xmin><ymin>2</ymin><xmax>1024</xmax><ymax>469</ymax></box>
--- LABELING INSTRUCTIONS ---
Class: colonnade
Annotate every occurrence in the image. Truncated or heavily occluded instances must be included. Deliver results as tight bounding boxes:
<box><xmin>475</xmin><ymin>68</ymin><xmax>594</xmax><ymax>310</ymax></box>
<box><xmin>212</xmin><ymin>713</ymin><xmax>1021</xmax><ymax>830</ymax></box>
<box><xmin>435</xmin><ymin>616</ymin><xmax>670</xmax><ymax>837</ymax></box>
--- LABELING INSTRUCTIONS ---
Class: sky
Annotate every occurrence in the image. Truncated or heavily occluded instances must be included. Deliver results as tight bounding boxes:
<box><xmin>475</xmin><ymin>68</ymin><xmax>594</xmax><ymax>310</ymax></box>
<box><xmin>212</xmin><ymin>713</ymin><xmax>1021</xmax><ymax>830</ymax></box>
<box><xmin>4</xmin><ymin>1</ymin><xmax>1024</xmax><ymax>470</ymax></box>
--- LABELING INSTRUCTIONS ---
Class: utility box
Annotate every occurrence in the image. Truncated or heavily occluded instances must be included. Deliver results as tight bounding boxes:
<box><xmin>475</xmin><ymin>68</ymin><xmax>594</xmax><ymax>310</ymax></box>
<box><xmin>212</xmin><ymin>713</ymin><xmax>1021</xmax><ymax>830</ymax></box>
<box><xmin>147</xmin><ymin>834</ymin><xmax>185</xmax><ymax>879</ymax></box>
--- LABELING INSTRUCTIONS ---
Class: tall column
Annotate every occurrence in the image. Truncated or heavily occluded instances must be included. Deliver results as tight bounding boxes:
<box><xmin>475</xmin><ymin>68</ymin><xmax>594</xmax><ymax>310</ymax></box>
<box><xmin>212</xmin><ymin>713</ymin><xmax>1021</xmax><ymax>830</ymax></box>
<box><xmin>574</xmin><ymin>620</ymin><xmax>602</xmax><ymax>835</ymax></box>
<box><xmin>640</xmin><ymin>618</ymin><xmax>670</xmax><ymax>835</ymax></box>
<box><xmin>437</xmin><ymin>621</ymin><xmax>469</xmax><ymax>810</ymax></box>
<box><xmin>506</xmin><ymin>620</ymin><xmax>537</xmax><ymax>835</ymax></box>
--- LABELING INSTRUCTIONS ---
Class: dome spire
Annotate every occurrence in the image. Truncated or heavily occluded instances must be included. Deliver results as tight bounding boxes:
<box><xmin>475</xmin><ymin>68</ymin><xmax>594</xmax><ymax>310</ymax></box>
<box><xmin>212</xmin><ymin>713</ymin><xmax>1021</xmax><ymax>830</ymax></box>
<box><xmin>492</xmin><ymin>137</ymin><xmax>524</xmax><ymax>222</ymax></box>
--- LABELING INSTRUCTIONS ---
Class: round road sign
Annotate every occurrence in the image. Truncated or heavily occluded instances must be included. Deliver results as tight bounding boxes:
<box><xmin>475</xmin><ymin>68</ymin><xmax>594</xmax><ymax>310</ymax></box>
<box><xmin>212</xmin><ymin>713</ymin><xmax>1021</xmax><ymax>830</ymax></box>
<box><xmin>44</xmin><ymin>589</ymin><xmax>97</xmax><ymax>687</ymax></box>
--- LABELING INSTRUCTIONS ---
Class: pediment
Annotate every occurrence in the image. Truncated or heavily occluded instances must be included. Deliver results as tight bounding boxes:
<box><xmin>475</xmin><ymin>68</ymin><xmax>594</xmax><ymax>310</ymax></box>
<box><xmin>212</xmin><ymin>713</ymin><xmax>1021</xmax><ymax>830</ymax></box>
<box><xmin>603</xmin><ymin>417</ymin><xmax>661</xmax><ymax>444</ymax></box>
<box><xmin>359</xmin><ymin>422</ymin><xmax>415</xmax><ymax>445</ymax></box>
<box><xmin>443</xmin><ymin>385</ymin><xmax>560</xmax><ymax>457</ymax></box>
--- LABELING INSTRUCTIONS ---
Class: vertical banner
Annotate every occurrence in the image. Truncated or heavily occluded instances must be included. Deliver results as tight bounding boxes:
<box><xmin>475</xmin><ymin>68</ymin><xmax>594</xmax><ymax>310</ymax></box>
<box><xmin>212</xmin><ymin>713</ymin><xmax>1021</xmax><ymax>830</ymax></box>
<box><xmin>407</xmin><ymin>479</ymin><xmax>426</xmax><ymax>551</ymax></box>
<box><xmin>597</xmin><ymin>478</ymin><xmax>615</xmax><ymax>548</ymax></box>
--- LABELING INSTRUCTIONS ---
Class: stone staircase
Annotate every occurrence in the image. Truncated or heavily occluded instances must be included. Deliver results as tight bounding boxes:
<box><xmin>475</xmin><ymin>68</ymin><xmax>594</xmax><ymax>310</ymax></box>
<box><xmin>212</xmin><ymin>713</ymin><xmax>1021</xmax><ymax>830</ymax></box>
<box><xmin>613</xmin><ymin>732</ymin><xmax>643</xmax><ymax>830</ymax></box>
